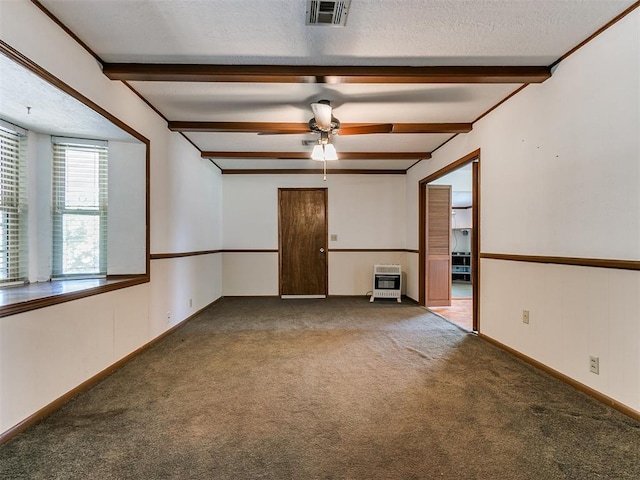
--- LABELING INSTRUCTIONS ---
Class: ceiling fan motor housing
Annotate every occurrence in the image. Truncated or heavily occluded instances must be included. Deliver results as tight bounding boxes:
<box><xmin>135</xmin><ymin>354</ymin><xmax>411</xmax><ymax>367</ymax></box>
<box><xmin>308</xmin><ymin>116</ymin><xmax>341</xmax><ymax>133</ymax></box>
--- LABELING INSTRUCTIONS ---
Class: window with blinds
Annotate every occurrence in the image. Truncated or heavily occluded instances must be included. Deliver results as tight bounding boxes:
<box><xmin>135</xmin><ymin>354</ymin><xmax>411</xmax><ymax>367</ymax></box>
<box><xmin>0</xmin><ymin>125</ymin><xmax>27</xmax><ymax>284</ymax></box>
<box><xmin>52</xmin><ymin>138</ymin><xmax>108</xmax><ymax>278</ymax></box>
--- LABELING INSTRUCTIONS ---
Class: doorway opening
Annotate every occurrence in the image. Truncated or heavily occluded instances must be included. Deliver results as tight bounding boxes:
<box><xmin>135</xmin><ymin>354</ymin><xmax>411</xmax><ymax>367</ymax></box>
<box><xmin>419</xmin><ymin>150</ymin><xmax>480</xmax><ymax>332</ymax></box>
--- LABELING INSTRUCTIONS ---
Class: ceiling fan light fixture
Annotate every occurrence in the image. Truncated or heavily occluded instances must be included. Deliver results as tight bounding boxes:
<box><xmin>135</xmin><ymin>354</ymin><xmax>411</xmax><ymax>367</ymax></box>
<box><xmin>311</xmin><ymin>101</ymin><xmax>333</xmax><ymax>130</ymax></box>
<box><xmin>324</xmin><ymin>143</ymin><xmax>338</xmax><ymax>161</ymax></box>
<box><xmin>310</xmin><ymin>142</ymin><xmax>339</xmax><ymax>161</ymax></box>
<box><xmin>311</xmin><ymin>144</ymin><xmax>325</xmax><ymax>161</ymax></box>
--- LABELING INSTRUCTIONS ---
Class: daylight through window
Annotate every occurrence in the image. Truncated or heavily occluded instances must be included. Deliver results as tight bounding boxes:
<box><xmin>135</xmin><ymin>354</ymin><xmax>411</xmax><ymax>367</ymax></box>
<box><xmin>52</xmin><ymin>138</ymin><xmax>108</xmax><ymax>278</ymax></box>
<box><xmin>0</xmin><ymin>124</ymin><xmax>27</xmax><ymax>284</ymax></box>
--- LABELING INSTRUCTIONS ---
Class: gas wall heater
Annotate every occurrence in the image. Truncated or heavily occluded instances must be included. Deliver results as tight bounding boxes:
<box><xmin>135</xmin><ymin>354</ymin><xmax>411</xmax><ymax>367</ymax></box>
<box><xmin>370</xmin><ymin>264</ymin><xmax>402</xmax><ymax>303</ymax></box>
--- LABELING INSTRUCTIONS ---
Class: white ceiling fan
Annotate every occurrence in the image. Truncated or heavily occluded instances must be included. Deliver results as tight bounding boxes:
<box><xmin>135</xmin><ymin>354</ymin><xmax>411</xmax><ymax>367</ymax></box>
<box><xmin>260</xmin><ymin>98</ymin><xmax>393</xmax><ymax>136</ymax></box>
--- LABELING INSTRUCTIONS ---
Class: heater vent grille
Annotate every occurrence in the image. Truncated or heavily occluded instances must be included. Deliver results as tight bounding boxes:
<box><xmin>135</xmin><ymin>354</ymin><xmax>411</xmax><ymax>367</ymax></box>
<box><xmin>375</xmin><ymin>265</ymin><xmax>401</xmax><ymax>275</ymax></box>
<box><xmin>306</xmin><ymin>0</ymin><xmax>351</xmax><ymax>26</ymax></box>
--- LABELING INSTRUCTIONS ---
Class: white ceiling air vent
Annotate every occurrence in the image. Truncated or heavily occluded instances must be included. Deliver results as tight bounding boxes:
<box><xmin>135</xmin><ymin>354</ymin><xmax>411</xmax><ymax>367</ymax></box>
<box><xmin>306</xmin><ymin>0</ymin><xmax>351</xmax><ymax>26</ymax></box>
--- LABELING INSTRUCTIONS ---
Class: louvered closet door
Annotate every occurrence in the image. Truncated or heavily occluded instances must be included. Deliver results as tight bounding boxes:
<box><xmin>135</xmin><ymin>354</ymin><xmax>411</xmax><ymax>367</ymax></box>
<box><xmin>425</xmin><ymin>185</ymin><xmax>451</xmax><ymax>307</ymax></box>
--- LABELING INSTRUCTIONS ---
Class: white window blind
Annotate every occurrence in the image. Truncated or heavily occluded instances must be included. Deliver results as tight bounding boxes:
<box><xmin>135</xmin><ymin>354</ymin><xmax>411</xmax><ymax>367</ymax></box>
<box><xmin>52</xmin><ymin>138</ymin><xmax>108</xmax><ymax>278</ymax></box>
<box><xmin>0</xmin><ymin>125</ymin><xmax>27</xmax><ymax>284</ymax></box>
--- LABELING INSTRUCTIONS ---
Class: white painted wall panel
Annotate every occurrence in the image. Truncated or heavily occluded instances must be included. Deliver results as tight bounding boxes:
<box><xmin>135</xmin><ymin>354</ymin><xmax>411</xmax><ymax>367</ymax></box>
<box><xmin>222</xmin><ymin>252</ymin><xmax>411</xmax><ymax>298</ymax></box>
<box><xmin>222</xmin><ymin>253</ymin><xmax>279</xmax><ymax>296</ymax></box>
<box><xmin>408</xmin><ymin>11</ymin><xmax>640</xmax><ymax>258</ymax></box>
<box><xmin>149</xmin><ymin>254</ymin><xmax>222</xmax><ymax>337</ymax></box>
<box><xmin>0</xmin><ymin>284</ymin><xmax>150</xmax><ymax>432</ymax></box>
<box><xmin>0</xmin><ymin>1</ymin><xmax>223</xmax><ymax>435</ymax></box>
<box><xmin>223</xmin><ymin>175</ymin><xmax>405</xmax><ymax>249</ymax></box>
<box><xmin>328</xmin><ymin>176</ymin><xmax>406</xmax><ymax>249</ymax></box>
<box><xmin>607</xmin><ymin>270</ymin><xmax>640</xmax><ymax>408</ymax></box>
<box><xmin>405</xmin><ymin>251</ymin><xmax>419</xmax><ymax>301</ymax></box>
<box><xmin>29</xmin><ymin>132</ymin><xmax>53</xmax><ymax>282</ymax></box>
<box><xmin>481</xmin><ymin>260</ymin><xmax>640</xmax><ymax>411</ymax></box>
<box><xmin>113</xmin><ymin>284</ymin><xmax>151</xmax><ymax>360</ymax></box>
<box><xmin>223</xmin><ymin>176</ymin><xmax>283</xmax><ymax>249</ymax></box>
<box><xmin>407</xmin><ymin>10</ymin><xmax>640</xmax><ymax>412</ymax></box>
<box><xmin>154</xmin><ymin>135</ymin><xmax>223</xmax><ymax>254</ymax></box>
<box><xmin>452</xmin><ymin>208</ymin><xmax>472</xmax><ymax>229</ymax></box>
<box><xmin>329</xmin><ymin>252</ymin><xmax>406</xmax><ymax>296</ymax></box>
<box><xmin>108</xmin><ymin>141</ymin><xmax>147</xmax><ymax>274</ymax></box>
<box><xmin>222</xmin><ymin>174</ymin><xmax>407</xmax><ymax>294</ymax></box>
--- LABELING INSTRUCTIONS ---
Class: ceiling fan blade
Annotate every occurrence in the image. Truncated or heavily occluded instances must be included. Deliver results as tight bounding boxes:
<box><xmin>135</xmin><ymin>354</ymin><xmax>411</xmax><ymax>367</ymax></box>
<box><xmin>339</xmin><ymin>86</ymin><xmax>472</xmax><ymax>104</ymax></box>
<box><xmin>310</xmin><ymin>101</ymin><xmax>333</xmax><ymax>130</ymax></box>
<box><xmin>257</xmin><ymin>129</ymin><xmax>313</xmax><ymax>135</ymax></box>
<box><xmin>336</xmin><ymin>124</ymin><xmax>393</xmax><ymax>135</ymax></box>
<box><xmin>301</xmin><ymin>87</ymin><xmax>469</xmax><ymax>110</ymax></box>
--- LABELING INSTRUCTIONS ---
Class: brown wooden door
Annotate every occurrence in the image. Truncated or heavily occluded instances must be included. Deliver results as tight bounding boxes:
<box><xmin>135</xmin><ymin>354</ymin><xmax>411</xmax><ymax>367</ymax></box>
<box><xmin>279</xmin><ymin>188</ymin><xmax>328</xmax><ymax>297</ymax></box>
<box><xmin>425</xmin><ymin>185</ymin><xmax>451</xmax><ymax>307</ymax></box>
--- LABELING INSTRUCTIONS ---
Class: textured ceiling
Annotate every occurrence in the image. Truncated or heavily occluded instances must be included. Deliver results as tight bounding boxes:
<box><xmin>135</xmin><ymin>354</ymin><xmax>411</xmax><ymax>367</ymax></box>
<box><xmin>36</xmin><ymin>0</ymin><xmax>636</xmax><ymax>65</ymax></box>
<box><xmin>7</xmin><ymin>0</ymin><xmax>639</xmax><ymax>171</ymax></box>
<box><xmin>0</xmin><ymin>54</ymin><xmax>136</xmax><ymax>143</ymax></box>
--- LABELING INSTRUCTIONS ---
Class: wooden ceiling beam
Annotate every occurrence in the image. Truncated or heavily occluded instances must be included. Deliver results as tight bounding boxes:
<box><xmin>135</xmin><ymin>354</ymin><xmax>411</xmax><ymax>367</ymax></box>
<box><xmin>170</xmin><ymin>121</ymin><xmax>472</xmax><ymax>134</ymax></box>
<box><xmin>104</xmin><ymin>64</ymin><xmax>551</xmax><ymax>84</ymax></box>
<box><xmin>222</xmin><ymin>169</ymin><xmax>407</xmax><ymax>175</ymax></box>
<box><xmin>201</xmin><ymin>151</ymin><xmax>431</xmax><ymax>160</ymax></box>
<box><xmin>170</xmin><ymin>122</ymin><xmax>307</xmax><ymax>133</ymax></box>
<box><xmin>391</xmin><ymin>123</ymin><xmax>472</xmax><ymax>134</ymax></box>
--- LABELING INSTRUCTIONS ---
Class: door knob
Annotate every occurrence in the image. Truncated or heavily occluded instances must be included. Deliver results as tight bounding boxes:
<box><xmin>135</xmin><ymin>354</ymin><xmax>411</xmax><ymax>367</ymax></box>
<box><xmin>319</xmin><ymin>248</ymin><xmax>325</xmax><ymax>253</ymax></box>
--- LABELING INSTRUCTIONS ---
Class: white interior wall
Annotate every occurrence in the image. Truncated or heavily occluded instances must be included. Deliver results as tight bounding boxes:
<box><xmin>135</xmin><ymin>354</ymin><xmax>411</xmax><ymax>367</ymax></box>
<box><xmin>222</xmin><ymin>253</ymin><xmax>279</xmax><ymax>296</ymax></box>
<box><xmin>27</xmin><ymin>131</ymin><xmax>53</xmax><ymax>282</ymax></box>
<box><xmin>108</xmin><ymin>140</ymin><xmax>146</xmax><ymax>274</ymax></box>
<box><xmin>222</xmin><ymin>174</ymin><xmax>407</xmax><ymax>296</ymax></box>
<box><xmin>405</xmin><ymin>252</ymin><xmax>419</xmax><ymax>300</ymax></box>
<box><xmin>154</xmin><ymin>139</ymin><xmax>223</xmax><ymax>254</ymax></box>
<box><xmin>222</xmin><ymin>251</ymin><xmax>409</xmax><ymax>297</ymax></box>
<box><xmin>330</xmin><ymin>251</ymin><xmax>407</xmax><ymax>296</ymax></box>
<box><xmin>0</xmin><ymin>284</ymin><xmax>150</xmax><ymax>432</ymax></box>
<box><xmin>149</xmin><ymin>132</ymin><xmax>223</xmax><ymax>335</ymax></box>
<box><xmin>430</xmin><ymin>165</ymin><xmax>472</xmax><ymax>192</ymax></box>
<box><xmin>481</xmin><ymin>261</ymin><xmax>640</xmax><ymax>410</ymax></box>
<box><xmin>149</xmin><ymin>253</ymin><xmax>222</xmax><ymax>338</ymax></box>
<box><xmin>0</xmin><ymin>2</ymin><xmax>223</xmax><ymax>434</ymax></box>
<box><xmin>407</xmin><ymin>9</ymin><xmax>640</xmax><ymax>411</ymax></box>
<box><xmin>452</xmin><ymin>208</ymin><xmax>472</xmax><ymax>229</ymax></box>
<box><xmin>451</xmin><ymin>229</ymin><xmax>472</xmax><ymax>253</ymax></box>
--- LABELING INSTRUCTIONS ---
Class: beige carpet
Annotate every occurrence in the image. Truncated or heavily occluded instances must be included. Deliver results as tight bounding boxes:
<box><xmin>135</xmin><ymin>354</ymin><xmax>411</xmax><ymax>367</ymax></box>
<box><xmin>1</xmin><ymin>297</ymin><xmax>639</xmax><ymax>479</ymax></box>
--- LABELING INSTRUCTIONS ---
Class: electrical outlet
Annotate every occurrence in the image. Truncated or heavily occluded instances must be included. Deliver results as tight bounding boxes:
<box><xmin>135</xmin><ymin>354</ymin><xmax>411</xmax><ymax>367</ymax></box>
<box><xmin>189</xmin><ymin>298</ymin><xmax>193</xmax><ymax>308</ymax></box>
<box><xmin>330</xmin><ymin>234</ymin><xmax>338</xmax><ymax>241</ymax></box>
<box><xmin>166</xmin><ymin>311</ymin><xmax>171</xmax><ymax>323</ymax></box>
<box><xmin>590</xmin><ymin>356</ymin><xmax>599</xmax><ymax>375</ymax></box>
<box><xmin>522</xmin><ymin>309</ymin><xmax>530</xmax><ymax>324</ymax></box>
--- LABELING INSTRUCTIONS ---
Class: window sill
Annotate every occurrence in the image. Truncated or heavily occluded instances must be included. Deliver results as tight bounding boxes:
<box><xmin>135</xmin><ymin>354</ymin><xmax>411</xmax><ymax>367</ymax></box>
<box><xmin>0</xmin><ymin>275</ymin><xmax>149</xmax><ymax>318</ymax></box>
